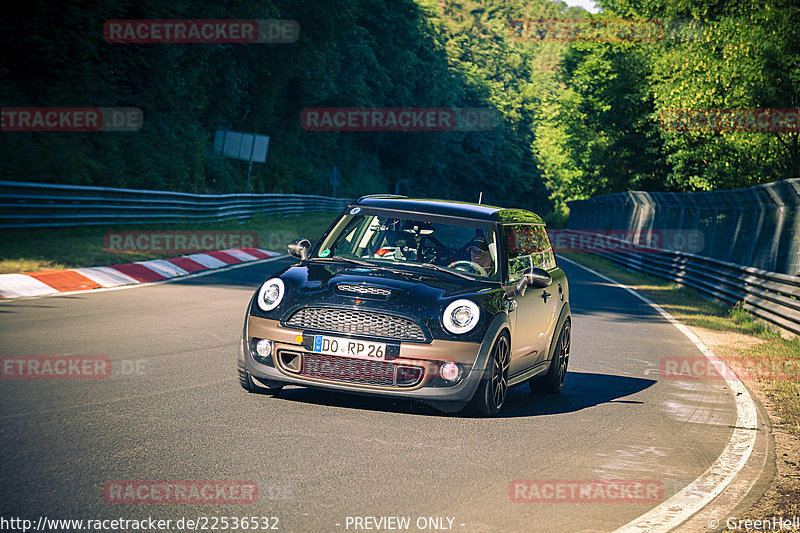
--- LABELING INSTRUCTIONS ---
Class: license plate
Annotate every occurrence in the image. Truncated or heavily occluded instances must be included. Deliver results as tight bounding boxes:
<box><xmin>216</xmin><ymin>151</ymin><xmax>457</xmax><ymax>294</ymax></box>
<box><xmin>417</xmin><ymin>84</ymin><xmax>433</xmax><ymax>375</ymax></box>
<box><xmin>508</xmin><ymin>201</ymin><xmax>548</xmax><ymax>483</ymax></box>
<box><xmin>312</xmin><ymin>335</ymin><xmax>386</xmax><ymax>361</ymax></box>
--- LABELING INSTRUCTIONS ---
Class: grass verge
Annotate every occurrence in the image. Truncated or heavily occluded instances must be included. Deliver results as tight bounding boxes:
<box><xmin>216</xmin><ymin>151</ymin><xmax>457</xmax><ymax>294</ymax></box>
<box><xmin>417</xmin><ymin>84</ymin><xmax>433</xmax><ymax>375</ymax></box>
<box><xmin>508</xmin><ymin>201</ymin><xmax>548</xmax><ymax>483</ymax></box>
<box><xmin>0</xmin><ymin>212</ymin><xmax>340</xmax><ymax>274</ymax></box>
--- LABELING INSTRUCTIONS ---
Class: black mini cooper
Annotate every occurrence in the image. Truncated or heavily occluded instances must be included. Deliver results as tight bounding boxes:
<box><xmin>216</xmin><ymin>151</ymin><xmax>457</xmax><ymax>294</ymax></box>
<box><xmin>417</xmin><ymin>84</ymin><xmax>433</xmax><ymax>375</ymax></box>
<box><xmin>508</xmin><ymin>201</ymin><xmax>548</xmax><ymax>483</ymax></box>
<box><xmin>237</xmin><ymin>196</ymin><xmax>570</xmax><ymax>416</ymax></box>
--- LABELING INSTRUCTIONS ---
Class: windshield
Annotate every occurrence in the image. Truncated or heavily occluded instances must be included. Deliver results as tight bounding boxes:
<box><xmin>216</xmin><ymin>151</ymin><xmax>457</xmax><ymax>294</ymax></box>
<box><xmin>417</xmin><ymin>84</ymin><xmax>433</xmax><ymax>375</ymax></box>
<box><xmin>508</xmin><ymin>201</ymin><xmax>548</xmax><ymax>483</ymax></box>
<box><xmin>314</xmin><ymin>211</ymin><xmax>500</xmax><ymax>281</ymax></box>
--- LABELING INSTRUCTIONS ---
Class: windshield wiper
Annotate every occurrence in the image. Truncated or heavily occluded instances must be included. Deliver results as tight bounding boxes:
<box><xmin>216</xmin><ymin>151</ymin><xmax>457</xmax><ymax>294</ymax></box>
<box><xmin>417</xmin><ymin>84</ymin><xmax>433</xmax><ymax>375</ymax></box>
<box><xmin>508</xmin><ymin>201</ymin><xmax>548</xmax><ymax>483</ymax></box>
<box><xmin>310</xmin><ymin>255</ymin><xmax>375</xmax><ymax>268</ymax></box>
<box><xmin>405</xmin><ymin>262</ymin><xmax>475</xmax><ymax>280</ymax></box>
<box><xmin>312</xmin><ymin>255</ymin><xmax>475</xmax><ymax>280</ymax></box>
<box><xmin>332</xmin><ymin>255</ymin><xmax>376</xmax><ymax>267</ymax></box>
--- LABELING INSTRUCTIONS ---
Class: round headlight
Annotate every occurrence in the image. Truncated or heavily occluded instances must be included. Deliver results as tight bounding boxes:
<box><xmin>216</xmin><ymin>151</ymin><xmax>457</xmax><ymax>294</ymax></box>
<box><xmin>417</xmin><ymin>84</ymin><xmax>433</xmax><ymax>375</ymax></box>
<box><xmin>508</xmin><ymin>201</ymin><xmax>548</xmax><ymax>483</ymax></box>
<box><xmin>257</xmin><ymin>278</ymin><xmax>285</xmax><ymax>311</ymax></box>
<box><xmin>442</xmin><ymin>299</ymin><xmax>480</xmax><ymax>334</ymax></box>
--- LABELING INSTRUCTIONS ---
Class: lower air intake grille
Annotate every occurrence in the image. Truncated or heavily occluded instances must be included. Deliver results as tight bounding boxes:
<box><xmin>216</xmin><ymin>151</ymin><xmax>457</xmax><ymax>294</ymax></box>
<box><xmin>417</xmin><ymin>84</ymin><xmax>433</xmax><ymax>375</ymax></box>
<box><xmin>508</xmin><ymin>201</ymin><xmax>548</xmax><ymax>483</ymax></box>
<box><xmin>301</xmin><ymin>353</ymin><xmax>396</xmax><ymax>386</ymax></box>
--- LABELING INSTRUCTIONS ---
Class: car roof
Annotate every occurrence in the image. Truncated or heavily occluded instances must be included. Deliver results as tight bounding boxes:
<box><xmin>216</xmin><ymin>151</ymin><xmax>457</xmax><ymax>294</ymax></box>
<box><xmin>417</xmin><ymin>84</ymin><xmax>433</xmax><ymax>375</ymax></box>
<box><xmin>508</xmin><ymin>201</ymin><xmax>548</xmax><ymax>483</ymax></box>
<box><xmin>353</xmin><ymin>195</ymin><xmax>544</xmax><ymax>224</ymax></box>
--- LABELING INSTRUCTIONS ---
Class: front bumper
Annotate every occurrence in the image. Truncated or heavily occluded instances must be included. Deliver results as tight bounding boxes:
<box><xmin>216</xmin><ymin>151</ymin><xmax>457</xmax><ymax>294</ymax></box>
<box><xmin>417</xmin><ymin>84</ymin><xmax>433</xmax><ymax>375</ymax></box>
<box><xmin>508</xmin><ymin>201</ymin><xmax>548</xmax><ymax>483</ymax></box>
<box><xmin>239</xmin><ymin>316</ymin><xmax>491</xmax><ymax>411</ymax></box>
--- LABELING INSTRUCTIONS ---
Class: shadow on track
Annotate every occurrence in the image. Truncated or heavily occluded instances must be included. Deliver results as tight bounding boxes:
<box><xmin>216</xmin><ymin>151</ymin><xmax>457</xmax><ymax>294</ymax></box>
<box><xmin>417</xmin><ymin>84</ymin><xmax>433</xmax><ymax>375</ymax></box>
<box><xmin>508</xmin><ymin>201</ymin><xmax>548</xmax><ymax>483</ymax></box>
<box><xmin>257</xmin><ymin>371</ymin><xmax>655</xmax><ymax>419</ymax></box>
<box><xmin>500</xmin><ymin>371</ymin><xmax>654</xmax><ymax>418</ymax></box>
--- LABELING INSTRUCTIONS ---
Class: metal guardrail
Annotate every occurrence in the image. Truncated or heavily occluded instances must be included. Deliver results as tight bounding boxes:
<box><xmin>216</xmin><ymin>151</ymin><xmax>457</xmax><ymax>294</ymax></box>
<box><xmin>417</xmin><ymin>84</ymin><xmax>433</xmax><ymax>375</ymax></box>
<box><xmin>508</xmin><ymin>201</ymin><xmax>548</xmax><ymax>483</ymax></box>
<box><xmin>558</xmin><ymin>229</ymin><xmax>800</xmax><ymax>336</ymax></box>
<box><xmin>0</xmin><ymin>180</ymin><xmax>353</xmax><ymax>228</ymax></box>
<box><xmin>566</xmin><ymin>179</ymin><xmax>800</xmax><ymax>275</ymax></box>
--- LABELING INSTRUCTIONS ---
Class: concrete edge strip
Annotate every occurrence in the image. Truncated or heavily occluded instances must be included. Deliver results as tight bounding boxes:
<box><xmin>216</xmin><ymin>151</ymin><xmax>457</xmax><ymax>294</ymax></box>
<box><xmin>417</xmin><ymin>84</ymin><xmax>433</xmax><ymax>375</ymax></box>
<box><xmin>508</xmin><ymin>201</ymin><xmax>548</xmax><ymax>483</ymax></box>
<box><xmin>0</xmin><ymin>248</ymin><xmax>281</xmax><ymax>300</ymax></box>
<box><xmin>559</xmin><ymin>256</ymin><xmax>759</xmax><ymax>533</ymax></box>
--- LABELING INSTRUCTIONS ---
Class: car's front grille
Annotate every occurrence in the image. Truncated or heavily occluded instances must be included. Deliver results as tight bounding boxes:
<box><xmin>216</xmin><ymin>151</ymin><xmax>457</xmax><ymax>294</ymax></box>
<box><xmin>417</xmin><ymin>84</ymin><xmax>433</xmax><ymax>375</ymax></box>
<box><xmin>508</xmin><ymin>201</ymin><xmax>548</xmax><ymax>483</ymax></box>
<box><xmin>299</xmin><ymin>353</ymin><xmax>422</xmax><ymax>387</ymax></box>
<box><xmin>302</xmin><ymin>353</ymin><xmax>395</xmax><ymax>386</ymax></box>
<box><xmin>285</xmin><ymin>307</ymin><xmax>426</xmax><ymax>341</ymax></box>
<box><xmin>336</xmin><ymin>284</ymin><xmax>392</xmax><ymax>297</ymax></box>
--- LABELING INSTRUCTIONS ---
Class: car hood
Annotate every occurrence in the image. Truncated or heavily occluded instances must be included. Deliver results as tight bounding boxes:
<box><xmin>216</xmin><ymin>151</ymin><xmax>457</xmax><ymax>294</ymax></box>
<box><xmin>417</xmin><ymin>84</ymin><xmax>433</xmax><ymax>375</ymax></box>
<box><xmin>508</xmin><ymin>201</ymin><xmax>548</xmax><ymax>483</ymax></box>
<box><xmin>249</xmin><ymin>260</ymin><xmax>505</xmax><ymax>342</ymax></box>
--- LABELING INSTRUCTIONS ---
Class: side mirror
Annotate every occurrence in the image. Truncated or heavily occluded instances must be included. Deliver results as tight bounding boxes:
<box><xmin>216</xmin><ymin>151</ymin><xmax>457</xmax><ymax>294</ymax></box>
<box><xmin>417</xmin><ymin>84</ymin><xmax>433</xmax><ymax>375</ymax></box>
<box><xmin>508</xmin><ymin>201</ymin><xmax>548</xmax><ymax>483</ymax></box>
<box><xmin>288</xmin><ymin>238</ymin><xmax>311</xmax><ymax>260</ymax></box>
<box><xmin>514</xmin><ymin>267</ymin><xmax>551</xmax><ymax>295</ymax></box>
<box><xmin>524</xmin><ymin>267</ymin><xmax>552</xmax><ymax>289</ymax></box>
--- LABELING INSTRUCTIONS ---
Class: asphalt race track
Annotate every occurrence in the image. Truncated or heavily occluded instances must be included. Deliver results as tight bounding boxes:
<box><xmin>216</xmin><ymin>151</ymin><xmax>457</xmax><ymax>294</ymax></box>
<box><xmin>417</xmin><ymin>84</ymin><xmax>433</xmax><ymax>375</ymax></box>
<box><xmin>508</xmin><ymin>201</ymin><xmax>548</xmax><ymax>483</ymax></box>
<box><xmin>0</xmin><ymin>257</ymin><xmax>769</xmax><ymax>532</ymax></box>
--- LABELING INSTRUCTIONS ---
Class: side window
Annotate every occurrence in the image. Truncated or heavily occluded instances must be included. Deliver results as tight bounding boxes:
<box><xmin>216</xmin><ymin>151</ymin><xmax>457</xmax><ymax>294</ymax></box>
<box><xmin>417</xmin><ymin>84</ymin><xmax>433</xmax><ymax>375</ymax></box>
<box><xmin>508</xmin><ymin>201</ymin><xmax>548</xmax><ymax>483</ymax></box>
<box><xmin>536</xmin><ymin>226</ymin><xmax>557</xmax><ymax>271</ymax></box>
<box><xmin>504</xmin><ymin>224</ymin><xmax>557</xmax><ymax>281</ymax></box>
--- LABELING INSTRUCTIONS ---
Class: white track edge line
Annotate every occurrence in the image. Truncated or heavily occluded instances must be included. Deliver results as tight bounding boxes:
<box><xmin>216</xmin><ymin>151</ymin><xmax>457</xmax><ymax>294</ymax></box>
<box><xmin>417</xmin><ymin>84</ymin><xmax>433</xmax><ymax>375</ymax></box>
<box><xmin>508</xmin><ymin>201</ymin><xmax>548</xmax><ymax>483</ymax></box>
<box><xmin>559</xmin><ymin>256</ymin><xmax>759</xmax><ymax>533</ymax></box>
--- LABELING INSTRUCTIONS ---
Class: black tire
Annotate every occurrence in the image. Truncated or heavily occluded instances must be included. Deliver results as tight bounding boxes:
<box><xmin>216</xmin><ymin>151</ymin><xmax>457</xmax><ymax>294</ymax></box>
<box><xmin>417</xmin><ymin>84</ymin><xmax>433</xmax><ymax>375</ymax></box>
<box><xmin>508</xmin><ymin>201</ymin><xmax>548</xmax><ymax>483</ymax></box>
<box><xmin>468</xmin><ymin>333</ymin><xmax>510</xmax><ymax>417</ymax></box>
<box><xmin>238</xmin><ymin>361</ymin><xmax>283</xmax><ymax>395</ymax></box>
<box><xmin>532</xmin><ymin>319</ymin><xmax>570</xmax><ymax>394</ymax></box>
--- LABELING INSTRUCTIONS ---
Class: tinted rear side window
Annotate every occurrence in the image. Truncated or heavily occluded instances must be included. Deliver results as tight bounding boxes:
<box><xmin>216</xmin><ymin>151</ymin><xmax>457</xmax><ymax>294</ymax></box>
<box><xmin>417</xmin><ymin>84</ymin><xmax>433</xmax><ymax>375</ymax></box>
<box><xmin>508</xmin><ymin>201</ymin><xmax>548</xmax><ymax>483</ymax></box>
<box><xmin>502</xmin><ymin>224</ymin><xmax>557</xmax><ymax>281</ymax></box>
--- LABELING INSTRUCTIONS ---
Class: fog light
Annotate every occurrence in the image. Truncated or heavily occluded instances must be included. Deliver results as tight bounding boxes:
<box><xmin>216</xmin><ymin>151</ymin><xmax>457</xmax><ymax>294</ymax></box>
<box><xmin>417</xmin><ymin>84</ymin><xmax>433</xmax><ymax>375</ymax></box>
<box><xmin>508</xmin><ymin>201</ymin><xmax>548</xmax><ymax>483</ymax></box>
<box><xmin>440</xmin><ymin>362</ymin><xmax>460</xmax><ymax>382</ymax></box>
<box><xmin>256</xmin><ymin>339</ymin><xmax>273</xmax><ymax>358</ymax></box>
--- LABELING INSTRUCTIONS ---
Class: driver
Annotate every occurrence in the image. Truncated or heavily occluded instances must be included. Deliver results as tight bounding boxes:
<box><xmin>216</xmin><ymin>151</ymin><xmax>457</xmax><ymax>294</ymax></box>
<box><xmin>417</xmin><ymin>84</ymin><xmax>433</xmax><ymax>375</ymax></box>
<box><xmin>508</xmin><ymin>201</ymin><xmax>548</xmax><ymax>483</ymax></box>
<box><xmin>467</xmin><ymin>240</ymin><xmax>493</xmax><ymax>273</ymax></box>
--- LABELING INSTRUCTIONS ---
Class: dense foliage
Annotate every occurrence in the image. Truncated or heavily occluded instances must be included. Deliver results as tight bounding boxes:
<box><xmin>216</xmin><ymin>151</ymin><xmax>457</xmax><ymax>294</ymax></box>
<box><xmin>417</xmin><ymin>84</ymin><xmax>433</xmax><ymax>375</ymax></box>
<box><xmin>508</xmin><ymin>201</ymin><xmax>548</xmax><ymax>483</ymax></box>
<box><xmin>1</xmin><ymin>0</ymin><xmax>796</xmax><ymax>217</ymax></box>
<box><xmin>535</xmin><ymin>0</ymin><xmax>799</xmax><ymax>217</ymax></box>
<box><xmin>0</xmin><ymin>0</ymin><xmax>569</xmax><ymax>212</ymax></box>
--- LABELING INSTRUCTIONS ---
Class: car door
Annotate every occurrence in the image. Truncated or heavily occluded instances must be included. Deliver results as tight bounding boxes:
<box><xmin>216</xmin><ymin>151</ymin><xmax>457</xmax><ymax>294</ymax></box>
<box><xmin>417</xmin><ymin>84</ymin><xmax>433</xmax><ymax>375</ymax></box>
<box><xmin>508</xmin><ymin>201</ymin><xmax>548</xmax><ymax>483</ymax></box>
<box><xmin>503</xmin><ymin>224</ymin><xmax>560</xmax><ymax>377</ymax></box>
